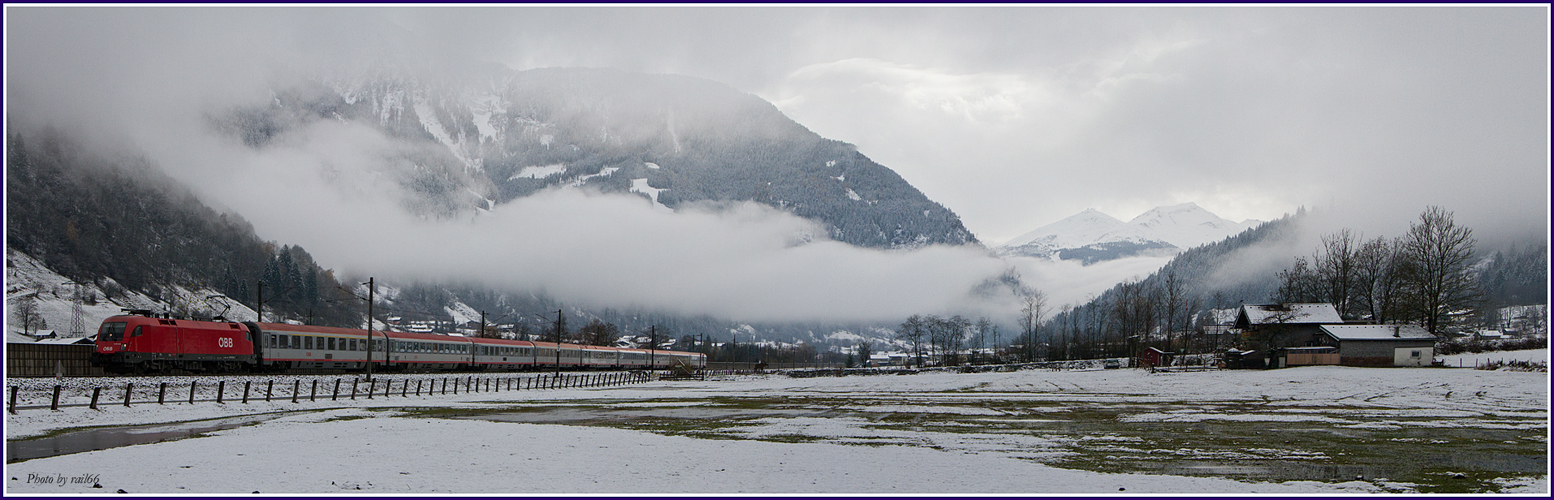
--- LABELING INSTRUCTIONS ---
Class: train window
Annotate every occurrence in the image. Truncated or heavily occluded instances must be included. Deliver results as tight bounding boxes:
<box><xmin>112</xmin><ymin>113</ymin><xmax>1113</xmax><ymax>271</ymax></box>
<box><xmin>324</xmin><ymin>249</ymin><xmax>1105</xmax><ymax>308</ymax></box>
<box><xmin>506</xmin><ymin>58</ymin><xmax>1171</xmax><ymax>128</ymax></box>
<box><xmin>279</xmin><ymin>335</ymin><xmax>289</xmax><ymax>348</ymax></box>
<box><xmin>267</xmin><ymin>335</ymin><xmax>275</xmax><ymax>348</ymax></box>
<box><xmin>305</xmin><ymin>336</ymin><xmax>314</xmax><ymax>350</ymax></box>
<box><xmin>328</xmin><ymin>337</ymin><xmax>336</xmax><ymax>350</ymax></box>
<box><xmin>130</xmin><ymin>326</ymin><xmax>144</xmax><ymax>338</ymax></box>
<box><xmin>97</xmin><ymin>322</ymin><xmax>127</xmax><ymax>342</ymax></box>
<box><xmin>349</xmin><ymin>339</ymin><xmax>358</xmax><ymax>351</ymax></box>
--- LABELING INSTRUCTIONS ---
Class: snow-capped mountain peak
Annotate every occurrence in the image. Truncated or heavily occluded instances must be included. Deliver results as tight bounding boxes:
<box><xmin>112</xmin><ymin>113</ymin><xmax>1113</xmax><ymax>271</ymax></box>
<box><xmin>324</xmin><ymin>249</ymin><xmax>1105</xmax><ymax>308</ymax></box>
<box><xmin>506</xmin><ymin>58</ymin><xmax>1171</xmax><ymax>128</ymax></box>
<box><xmin>997</xmin><ymin>203</ymin><xmax>1258</xmax><ymax>264</ymax></box>
<box><xmin>1127</xmin><ymin>202</ymin><xmax>1255</xmax><ymax>248</ymax></box>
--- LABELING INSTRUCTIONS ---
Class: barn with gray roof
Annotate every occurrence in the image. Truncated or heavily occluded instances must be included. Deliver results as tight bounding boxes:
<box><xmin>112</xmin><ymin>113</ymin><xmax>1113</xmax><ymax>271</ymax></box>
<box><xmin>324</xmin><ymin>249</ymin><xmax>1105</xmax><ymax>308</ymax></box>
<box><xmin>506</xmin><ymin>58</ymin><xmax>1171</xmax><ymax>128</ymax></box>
<box><xmin>1316</xmin><ymin>324</ymin><xmax>1438</xmax><ymax>367</ymax></box>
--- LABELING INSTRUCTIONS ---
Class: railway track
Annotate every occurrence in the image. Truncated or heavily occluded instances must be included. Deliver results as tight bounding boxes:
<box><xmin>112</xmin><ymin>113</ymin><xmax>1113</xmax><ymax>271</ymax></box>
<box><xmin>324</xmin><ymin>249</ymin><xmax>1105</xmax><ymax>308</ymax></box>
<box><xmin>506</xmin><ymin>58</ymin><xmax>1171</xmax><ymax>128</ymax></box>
<box><xmin>5</xmin><ymin>370</ymin><xmax>660</xmax><ymax>413</ymax></box>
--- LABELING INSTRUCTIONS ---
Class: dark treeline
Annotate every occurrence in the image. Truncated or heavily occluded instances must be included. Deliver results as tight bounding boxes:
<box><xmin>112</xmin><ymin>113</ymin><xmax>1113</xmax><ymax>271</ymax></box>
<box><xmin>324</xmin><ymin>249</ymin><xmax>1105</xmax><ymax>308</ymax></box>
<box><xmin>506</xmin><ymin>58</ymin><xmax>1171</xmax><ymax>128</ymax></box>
<box><xmin>6</xmin><ymin>129</ymin><xmax>361</xmax><ymax>326</ymax></box>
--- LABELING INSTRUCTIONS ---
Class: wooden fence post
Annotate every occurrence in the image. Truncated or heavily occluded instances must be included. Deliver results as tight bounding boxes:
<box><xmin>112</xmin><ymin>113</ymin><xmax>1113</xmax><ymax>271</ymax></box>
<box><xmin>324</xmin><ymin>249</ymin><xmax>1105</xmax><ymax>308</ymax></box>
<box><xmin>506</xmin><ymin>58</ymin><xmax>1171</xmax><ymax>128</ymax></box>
<box><xmin>124</xmin><ymin>383</ymin><xmax>133</xmax><ymax>407</ymax></box>
<box><xmin>90</xmin><ymin>387</ymin><xmax>101</xmax><ymax>410</ymax></box>
<box><xmin>50</xmin><ymin>385</ymin><xmax>62</xmax><ymax>411</ymax></box>
<box><xmin>292</xmin><ymin>380</ymin><xmax>300</xmax><ymax>403</ymax></box>
<box><xmin>242</xmin><ymin>382</ymin><xmax>251</xmax><ymax>404</ymax></box>
<box><xmin>189</xmin><ymin>381</ymin><xmax>198</xmax><ymax>405</ymax></box>
<box><xmin>216</xmin><ymin>381</ymin><xmax>225</xmax><ymax>404</ymax></box>
<box><xmin>159</xmin><ymin>383</ymin><xmax>167</xmax><ymax>405</ymax></box>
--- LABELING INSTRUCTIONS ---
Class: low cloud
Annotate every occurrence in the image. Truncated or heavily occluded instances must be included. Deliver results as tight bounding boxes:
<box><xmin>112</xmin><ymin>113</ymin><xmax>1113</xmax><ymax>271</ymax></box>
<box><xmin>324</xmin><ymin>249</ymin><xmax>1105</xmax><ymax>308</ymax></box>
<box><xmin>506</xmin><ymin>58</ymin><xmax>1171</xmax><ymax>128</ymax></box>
<box><xmin>183</xmin><ymin>119</ymin><xmax>1022</xmax><ymax>323</ymax></box>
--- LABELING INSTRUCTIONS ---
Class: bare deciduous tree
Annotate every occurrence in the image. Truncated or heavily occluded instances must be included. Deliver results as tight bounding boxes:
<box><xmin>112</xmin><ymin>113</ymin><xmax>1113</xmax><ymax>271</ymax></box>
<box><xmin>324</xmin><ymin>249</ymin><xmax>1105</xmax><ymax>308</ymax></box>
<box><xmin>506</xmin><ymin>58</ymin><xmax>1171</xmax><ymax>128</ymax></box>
<box><xmin>1019</xmin><ymin>287</ymin><xmax>1047</xmax><ymax>362</ymax></box>
<box><xmin>897</xmin><ymin>315</ymin><xmax>926</xmax><ymax>367</ymax></box>
<box><xmin>1399</xmin><ymin>206</ymin><xmax>1483</xmax><ymax>335</ymax></box>
<box><xmin>13</xmin><ymin>291</ymin><xmax>48</xmax><ymax>335</ymax></box>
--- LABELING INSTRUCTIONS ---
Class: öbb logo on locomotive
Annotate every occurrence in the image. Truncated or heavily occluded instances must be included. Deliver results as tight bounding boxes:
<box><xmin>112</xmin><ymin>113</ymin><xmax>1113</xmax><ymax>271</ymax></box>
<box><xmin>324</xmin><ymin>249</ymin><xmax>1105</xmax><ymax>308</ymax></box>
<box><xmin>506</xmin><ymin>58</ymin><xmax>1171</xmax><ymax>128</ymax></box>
<box><xmin>89</xmin><ymin>310</ymin><xmax>706</xmax><ymax>374</ymax></box>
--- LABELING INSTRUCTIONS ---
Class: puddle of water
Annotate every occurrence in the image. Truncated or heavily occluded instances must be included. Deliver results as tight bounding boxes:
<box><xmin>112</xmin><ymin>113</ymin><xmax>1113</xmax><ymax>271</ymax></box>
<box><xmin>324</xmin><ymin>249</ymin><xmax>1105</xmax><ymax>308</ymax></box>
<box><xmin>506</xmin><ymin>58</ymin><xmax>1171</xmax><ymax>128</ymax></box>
<box><xmin>455</xmin><ymin>406</ymin><xmax>813</xmax><ymax>425</ymax></box>
<box><xmin>1149</xmin><ymin>450</ymin><xmax>1546</xmax><ymax>483</ymax></box>
<box><xmin>1158</xmin><ymin>461</ymin><xmax>1400</xmax><ymax>481</ymax></box>
<box><xmin>6</xmin><ymin>413</ymin><xmax>286</xmax><ymax>463</ymax></box>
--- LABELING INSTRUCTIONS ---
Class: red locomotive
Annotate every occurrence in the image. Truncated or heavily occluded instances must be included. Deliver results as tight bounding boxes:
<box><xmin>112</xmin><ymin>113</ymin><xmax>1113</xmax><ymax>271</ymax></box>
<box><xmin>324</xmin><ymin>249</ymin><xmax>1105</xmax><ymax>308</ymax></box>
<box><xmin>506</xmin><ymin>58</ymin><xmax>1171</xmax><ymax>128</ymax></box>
<box><xmin>91</xmin><ymin>311</ymin><xmax>259</xmax><ymax>373</ymax></box>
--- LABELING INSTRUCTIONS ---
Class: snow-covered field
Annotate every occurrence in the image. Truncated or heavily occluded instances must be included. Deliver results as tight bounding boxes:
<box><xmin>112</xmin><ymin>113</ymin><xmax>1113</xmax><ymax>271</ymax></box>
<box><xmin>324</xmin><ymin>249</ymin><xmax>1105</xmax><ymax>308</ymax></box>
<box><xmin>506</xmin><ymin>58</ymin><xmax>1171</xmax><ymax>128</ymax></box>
<box><xmin>1439</xmin><ymin>348</ymin><xmax>1549</xmax><ymax>368</ymax></box>
<box><xmin>5</xmin><ymin>362</ymin><xmax>1547</xmax><ymax>494</ymax></box>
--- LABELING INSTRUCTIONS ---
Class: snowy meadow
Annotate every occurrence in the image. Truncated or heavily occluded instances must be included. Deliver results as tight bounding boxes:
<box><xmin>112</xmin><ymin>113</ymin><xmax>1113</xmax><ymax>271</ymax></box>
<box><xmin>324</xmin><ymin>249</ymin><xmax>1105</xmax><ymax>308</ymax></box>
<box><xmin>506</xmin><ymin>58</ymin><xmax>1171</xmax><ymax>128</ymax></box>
<box><xmin>4</xmin><ymin>358</ymin><xmax>1549</xmax><ymax>495</ymax></box>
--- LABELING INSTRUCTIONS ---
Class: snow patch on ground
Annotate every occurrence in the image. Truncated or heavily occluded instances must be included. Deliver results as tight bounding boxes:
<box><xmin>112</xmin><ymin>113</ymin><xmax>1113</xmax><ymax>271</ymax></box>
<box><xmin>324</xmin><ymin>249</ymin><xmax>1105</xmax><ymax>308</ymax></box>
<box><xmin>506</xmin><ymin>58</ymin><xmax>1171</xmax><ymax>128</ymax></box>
<box><xmin>510</xmin><ymin>164</ymin><xmax>566</xmax><ymax>180</ymax></box>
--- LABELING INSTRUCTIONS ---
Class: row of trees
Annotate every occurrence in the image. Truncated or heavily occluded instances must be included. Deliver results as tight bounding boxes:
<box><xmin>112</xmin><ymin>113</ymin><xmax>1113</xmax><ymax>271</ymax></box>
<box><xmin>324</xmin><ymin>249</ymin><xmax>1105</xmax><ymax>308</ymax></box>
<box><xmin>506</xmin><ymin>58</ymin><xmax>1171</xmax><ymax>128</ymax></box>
<box><xmin>893</xmin><ymin>314</ymin><xmax>1004</xmax><ymax>367</ymax></box>
<box><xmin>883</xmin><ymin>206</ymin><xmax>1522</xmax><ymax>366</ymax></box>
<box><xmin>1274</xmin><ymin>206</ymin><xmax>1482</xmax><ymax>334</ymax></box>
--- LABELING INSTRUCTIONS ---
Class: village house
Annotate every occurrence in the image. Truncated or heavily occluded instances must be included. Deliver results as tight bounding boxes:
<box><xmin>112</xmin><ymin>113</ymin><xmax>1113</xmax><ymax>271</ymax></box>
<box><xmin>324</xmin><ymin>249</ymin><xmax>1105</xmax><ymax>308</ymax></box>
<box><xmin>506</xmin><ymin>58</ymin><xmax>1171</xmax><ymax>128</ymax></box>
<box><xmin>1235</xmin><ymin>303</ymin><xmax>1344</xmax><ymax>347</ymax></box>
<box><xmin>1315</xmin><ymin>324</ymin><xmax>1438</xmax><ymax>367</ymax></box>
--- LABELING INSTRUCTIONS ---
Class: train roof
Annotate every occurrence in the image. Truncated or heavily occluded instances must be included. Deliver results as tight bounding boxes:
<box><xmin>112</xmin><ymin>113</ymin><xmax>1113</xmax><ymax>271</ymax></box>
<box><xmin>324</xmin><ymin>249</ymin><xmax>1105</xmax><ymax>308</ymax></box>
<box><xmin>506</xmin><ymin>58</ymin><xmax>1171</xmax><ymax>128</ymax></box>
<box><xmin>256</xmin><ymin>322</ymin><xmax>371</xmax><ymax>336</ymax></box>
<box><xmin>468</xmin><ymin>336</ymin><xmax>535</xmax><ymax>347</ymax></box>
<box><xmin>382</xmin><ymin>330</ymin><xmax>476</xmax><ymax>342</ymax></box>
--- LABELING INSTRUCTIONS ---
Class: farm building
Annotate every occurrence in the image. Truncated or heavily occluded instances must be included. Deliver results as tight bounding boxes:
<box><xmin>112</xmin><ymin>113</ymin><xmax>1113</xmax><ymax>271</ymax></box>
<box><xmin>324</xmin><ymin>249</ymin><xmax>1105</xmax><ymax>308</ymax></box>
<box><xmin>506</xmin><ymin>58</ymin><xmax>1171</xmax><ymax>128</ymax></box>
<box><xmin>1140</xmin><ymin>347</ymin><xmax>1172</xmax><ymax>368</ymax></box>
<box><xmin>1315</xmin><ymin>324</ymin><xmax>1438</xmax><ymax>367</ymax></box>
<box><xmin>1235</xmin><ymin>303</ymin><xmax>1344</xmax><ymax>347</ymax></box>
<box><xmin>1236</xmin><ymin>303</ymin><xmax>1343</xmax><ymax>330</ymax></box>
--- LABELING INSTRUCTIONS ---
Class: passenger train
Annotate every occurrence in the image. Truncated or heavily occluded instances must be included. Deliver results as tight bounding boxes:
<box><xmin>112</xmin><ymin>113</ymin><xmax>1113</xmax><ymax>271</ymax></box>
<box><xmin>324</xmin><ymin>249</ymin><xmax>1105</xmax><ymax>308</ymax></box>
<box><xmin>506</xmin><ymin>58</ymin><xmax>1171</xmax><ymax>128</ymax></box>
<box><xmin>90</xmin><ymin>311</ymin><xmax>705</xmax><ymax>374</ymax></box>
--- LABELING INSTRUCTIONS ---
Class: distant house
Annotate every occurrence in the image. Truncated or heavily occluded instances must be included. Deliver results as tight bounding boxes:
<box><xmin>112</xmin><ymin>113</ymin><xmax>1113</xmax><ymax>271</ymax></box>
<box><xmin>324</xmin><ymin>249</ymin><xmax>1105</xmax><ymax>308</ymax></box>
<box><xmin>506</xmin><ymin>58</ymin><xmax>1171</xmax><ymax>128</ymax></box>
<box><xmin>1316</xmin><ymin>324</ymin><xmax>1437</xmax><ymax>367</ymax></box>
<box><xmin>1140</xmin><ymin>347</ymin><xmax>1172</xmax><ymax>368</ymax></box>
<box><xmin>1236</xmin><ymin>303</ymin><xmax>1344</xmax><ymax>348</ymax></box>
<box><xmin>1472</xmin><ymin>329</ymin><xmax>1506</xmax><ymax>341</ymax></box>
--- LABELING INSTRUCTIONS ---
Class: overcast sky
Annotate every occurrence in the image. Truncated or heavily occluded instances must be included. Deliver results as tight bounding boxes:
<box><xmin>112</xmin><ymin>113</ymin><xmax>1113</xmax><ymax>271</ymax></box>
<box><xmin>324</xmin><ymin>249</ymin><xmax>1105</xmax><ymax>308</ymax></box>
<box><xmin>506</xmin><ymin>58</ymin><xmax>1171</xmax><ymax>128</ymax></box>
<box><xmin>372</xmin><ymin>5</ymin><xmax>1549</xmax><ymax>245</ymax></box>
<box><xmin>5</xmin><ymin>5</ymin><xmax>1549</xmax><ymax>321</ymax></box>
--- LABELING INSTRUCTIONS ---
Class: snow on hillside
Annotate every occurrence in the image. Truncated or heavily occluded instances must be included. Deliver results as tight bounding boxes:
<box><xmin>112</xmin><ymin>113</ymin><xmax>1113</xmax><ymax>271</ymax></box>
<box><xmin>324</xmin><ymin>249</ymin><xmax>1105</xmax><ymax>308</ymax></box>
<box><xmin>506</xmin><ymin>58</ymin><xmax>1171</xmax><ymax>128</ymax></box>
<box><xmin>510</xmin><ymin>164</ymin><xmax>566</xmax><ymax>180</ymax></box>
<box><xmin>5</xmin><ymin>248</ymin><xmax>256</xmax><ymax>340</ymax></box>
<box><xmin>630</xmin><ymin>178</ymin><xmax>675</xmax><ymax>213</ymax></box>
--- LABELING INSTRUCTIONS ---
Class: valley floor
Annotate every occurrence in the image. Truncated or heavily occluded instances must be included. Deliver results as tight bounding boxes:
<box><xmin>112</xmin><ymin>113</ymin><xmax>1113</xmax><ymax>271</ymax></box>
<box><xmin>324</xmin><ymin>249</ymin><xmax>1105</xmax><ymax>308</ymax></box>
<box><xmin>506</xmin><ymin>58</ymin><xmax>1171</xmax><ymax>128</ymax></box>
<box><xmin>4</xmin><ymin>356</ymin><xmax>1549</xmax><ymax>495</ymax></box>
